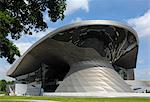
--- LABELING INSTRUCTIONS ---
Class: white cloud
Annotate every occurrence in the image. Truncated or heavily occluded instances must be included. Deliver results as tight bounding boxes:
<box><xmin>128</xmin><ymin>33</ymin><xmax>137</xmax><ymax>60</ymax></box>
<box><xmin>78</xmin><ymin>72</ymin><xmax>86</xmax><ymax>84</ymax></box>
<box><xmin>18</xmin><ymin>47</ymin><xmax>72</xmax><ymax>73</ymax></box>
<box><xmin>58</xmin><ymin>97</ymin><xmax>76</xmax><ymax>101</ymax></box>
<box><xmin>71</xmin><ymin>17</ymin><xmax>83</xmax><ymax>23</ymax></box>
<box><xmin>65</xmin><ymin>0</ymin><xmax>89</xmax><ymax>15</ymax></box>
<box><xmin>0</xmin><ymin>64</ymin><xmax>9</xmax><ymax>76</ymax></box>
<box><xmin>127</xmin><ymin>10</ymin><xmax>150</xmax><ymax>37</ymax></box>
<box><xmin>43</xmin><ymin>9</ymin><xmax>51</xmax><ymax>23</ymax></box>
<box><xmin>15</xmin><ymin>42</ymin><xmax>33</xmax><ymax>55</ymax></box>
<box><xmin>31</xmin><ymin>28</ymin><xmax>56</xmax><ymax>40</ymax></box>
<box><xmin>135</xmin><ymin>68</ymin><xmax>150</xmax><ymax>80</ymax></box>
<box><xmin>43</xmin><ymin>13</ymin><xmax>50</xmax><ymax>23</ymax></box>
<box><xmin>137</xmin><ymin>59</ymin><xmax>145</xmax><ymax>64</ymax></box>
<box><xmin>0</xmin><ymin>61</ymin><xmax>14</xmax><ymax>81</ymax></box>
<box><xmin>14</xmin><ymin>28</ymin><xmax>55</xmax><ymax>55</ymax></box>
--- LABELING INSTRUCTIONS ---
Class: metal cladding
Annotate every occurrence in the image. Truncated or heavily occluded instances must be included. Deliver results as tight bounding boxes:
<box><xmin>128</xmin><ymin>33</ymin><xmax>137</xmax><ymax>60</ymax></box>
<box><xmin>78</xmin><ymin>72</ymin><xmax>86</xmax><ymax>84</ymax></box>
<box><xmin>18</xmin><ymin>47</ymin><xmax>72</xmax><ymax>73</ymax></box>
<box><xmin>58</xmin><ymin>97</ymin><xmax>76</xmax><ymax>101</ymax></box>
<box><xmin>56</xmin><ymin>61</ymin><xmax>132</xmax><ymax>92</ymax></box>
<box><xmin>7</xmin><ymin>20</ymin><xmax>139</xmax><ymax>93</ymax></box>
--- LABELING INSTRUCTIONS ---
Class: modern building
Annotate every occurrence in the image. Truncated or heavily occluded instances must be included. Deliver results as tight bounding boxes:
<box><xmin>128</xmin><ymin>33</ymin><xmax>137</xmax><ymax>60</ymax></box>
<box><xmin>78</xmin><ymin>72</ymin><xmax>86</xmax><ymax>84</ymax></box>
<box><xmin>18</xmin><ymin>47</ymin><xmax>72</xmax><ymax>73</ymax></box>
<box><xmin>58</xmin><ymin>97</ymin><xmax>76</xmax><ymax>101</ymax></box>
<box><xmin>125</xmin><ymin>80</ymin><xmax>150</xmax><ymax>93</ymax></box>
<box><xmin>7</xmin><ymin>20</ymin><xmax>139</xmax><ymax>95</ymax></box>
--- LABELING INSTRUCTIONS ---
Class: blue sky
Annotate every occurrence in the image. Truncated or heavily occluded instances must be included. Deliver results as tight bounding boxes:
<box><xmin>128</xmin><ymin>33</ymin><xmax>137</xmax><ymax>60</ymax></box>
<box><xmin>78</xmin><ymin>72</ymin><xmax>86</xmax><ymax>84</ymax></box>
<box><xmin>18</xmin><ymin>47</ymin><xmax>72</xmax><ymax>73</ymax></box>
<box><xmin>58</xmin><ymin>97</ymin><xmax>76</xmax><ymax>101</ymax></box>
<box><xmin>0</xmin><ymin>0</ymin><xmax>150</xmax><ymax>80</ymax></box>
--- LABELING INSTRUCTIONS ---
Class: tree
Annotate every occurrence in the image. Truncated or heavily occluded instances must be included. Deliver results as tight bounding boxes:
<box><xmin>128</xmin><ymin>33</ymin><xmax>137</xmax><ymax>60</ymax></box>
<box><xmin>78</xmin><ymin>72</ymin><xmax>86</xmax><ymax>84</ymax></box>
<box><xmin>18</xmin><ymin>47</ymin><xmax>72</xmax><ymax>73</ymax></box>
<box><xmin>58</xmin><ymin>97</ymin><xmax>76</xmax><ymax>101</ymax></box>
<box><xmin>7</xmin><ymin>80</ymin><xmax>15</xmax><ymax>85</ymax></box>
<box><xmin>0</xmin><ymin>80</ymin><xmax>7</xmax><ymax>92</ymax></box>
<box><xmin>0</xmin><ymin>0</ymin><xmax>66</xmax><ymax>64</ymax></box>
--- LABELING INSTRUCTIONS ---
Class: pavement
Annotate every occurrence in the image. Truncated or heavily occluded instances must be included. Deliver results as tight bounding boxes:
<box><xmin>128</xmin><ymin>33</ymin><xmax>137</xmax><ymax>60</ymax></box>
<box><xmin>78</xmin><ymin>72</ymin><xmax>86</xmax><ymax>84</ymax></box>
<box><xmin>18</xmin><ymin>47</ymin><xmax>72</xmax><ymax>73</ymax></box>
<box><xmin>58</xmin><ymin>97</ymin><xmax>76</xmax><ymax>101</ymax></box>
<box><xmin>43</xmin><ymin>92</ymin><xmax>150</xmax><ymax>98</ymax></box>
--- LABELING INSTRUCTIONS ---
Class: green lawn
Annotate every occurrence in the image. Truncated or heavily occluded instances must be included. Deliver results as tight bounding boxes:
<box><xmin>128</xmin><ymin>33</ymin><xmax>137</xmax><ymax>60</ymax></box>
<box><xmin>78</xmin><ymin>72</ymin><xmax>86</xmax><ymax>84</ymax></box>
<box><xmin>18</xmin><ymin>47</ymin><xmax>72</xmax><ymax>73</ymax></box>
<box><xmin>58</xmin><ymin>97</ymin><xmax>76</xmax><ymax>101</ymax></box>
<box><xmin>0</xmin><ymin>96</ymin><xmax>150</xmax><ymax>102</ymax></box>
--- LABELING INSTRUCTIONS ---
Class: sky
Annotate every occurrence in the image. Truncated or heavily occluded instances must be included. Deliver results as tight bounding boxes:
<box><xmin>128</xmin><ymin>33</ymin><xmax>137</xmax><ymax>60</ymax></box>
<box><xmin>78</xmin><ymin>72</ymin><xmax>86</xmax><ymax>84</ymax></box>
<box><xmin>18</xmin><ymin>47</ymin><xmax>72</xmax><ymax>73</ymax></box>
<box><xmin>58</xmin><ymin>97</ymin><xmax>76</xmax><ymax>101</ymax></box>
<box><xmin>0</xmin><ymin>0</ymin><xmax>150</xmax><ymax>80</ymax></box>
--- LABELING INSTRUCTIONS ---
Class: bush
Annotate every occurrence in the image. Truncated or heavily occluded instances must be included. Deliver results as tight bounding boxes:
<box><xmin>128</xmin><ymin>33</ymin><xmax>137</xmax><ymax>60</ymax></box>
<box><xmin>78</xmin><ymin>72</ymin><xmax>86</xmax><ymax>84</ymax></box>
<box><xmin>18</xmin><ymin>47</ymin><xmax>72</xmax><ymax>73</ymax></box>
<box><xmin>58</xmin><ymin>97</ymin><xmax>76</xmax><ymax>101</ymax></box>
<box><xmin>0</xmin><ymin>91</ymin><xmax>8</xmax><ymax>95</ymax></box>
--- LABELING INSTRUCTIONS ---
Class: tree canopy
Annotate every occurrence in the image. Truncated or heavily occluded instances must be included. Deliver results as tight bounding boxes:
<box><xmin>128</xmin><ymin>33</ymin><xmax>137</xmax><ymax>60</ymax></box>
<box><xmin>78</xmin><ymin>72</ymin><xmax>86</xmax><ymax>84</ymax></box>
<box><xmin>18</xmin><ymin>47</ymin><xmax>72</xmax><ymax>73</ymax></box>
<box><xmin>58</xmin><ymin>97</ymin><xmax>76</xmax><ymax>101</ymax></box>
<box><xmin>0</xmin><ymin>0</ymin><xmax>66</xmax><ymax>64</ymax></box>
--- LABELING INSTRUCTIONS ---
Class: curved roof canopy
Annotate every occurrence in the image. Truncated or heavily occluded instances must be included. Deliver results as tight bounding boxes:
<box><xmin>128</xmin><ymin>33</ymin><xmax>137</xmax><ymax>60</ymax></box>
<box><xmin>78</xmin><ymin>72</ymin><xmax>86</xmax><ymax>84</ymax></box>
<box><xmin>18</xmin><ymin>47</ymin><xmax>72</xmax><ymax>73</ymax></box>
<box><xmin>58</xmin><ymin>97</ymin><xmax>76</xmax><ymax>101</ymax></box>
<box><xmin>7</xmin><ymin>20</ymin><xmax>139</xmax><ymax>77</ymax></box>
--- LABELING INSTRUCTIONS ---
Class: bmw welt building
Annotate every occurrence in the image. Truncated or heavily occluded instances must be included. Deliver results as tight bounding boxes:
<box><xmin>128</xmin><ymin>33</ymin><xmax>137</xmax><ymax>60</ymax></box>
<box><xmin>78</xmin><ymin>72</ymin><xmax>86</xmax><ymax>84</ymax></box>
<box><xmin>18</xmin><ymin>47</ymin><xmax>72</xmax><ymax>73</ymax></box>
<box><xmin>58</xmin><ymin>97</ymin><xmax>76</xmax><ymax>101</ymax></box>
<box><xmin>7</xmin><ymin>20</ymin><xmax>139</xmax><ymax>95</ymax></box>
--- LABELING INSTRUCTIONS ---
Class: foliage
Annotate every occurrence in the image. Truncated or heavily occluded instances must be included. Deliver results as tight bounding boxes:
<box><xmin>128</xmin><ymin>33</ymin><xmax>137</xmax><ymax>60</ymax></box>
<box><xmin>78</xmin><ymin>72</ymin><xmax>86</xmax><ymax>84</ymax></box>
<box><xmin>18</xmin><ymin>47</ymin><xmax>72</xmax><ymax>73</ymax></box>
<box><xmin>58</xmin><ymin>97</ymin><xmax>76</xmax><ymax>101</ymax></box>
<box><xmin>145</xmin><ymin>90</ymin><xmax>150</xmax><ymax>93</ymax></box>
<box><xmin>0</xmin><ymin>91</ymin><xmax>8</xmax><ymax>95</ymax></box>
<box><xmin>0</xmin><ymin>80</ymin><xmax>15</xmax><ymax>95</ymax></box>
<box><xmin>7</xmin><ymin>81</ymin><xmax>15</xmax><ymax>85</ymax></box>
<box><xmin>0</xmin><ymin>0</ymin><xmax>66</xmax><ymax>64</ymax></box>
<box><xmin>0</xmin><ymin>80</ymin><xmax>7</xmax><ymax>92</ymax></box>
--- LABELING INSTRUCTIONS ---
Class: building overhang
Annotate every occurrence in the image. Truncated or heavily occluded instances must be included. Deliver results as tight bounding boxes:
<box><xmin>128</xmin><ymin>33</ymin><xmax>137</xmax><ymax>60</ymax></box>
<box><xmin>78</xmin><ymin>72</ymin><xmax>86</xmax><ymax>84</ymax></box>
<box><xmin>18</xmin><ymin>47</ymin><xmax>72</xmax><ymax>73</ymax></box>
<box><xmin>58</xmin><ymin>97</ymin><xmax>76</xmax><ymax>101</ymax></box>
<box><xmin>7</xmin><ymin>20</ymin><xmax>139</xmax><ymax>77</ymax></box>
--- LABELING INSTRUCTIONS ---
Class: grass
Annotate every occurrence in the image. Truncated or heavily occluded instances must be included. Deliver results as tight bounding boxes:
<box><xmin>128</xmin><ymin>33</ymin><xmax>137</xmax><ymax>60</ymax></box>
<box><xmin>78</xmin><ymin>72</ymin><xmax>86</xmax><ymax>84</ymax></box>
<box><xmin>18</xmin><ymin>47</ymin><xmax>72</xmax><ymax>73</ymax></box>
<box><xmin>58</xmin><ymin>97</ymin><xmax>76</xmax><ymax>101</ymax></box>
<box><xmin>0</xmin><ymin>96</ymin><xmax>150</xmax><ymax>102</ymax></box>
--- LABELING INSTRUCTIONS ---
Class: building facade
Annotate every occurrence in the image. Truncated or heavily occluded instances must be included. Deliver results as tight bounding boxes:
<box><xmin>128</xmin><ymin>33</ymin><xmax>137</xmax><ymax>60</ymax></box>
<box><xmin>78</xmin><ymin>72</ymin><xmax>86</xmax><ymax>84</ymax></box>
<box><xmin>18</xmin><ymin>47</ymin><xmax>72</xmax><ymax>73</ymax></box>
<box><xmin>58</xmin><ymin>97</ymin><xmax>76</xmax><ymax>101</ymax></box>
<box><xmin>7</xmin><ymin>20</ymin><xmax>139</xmax><ymax>95</ymax></box>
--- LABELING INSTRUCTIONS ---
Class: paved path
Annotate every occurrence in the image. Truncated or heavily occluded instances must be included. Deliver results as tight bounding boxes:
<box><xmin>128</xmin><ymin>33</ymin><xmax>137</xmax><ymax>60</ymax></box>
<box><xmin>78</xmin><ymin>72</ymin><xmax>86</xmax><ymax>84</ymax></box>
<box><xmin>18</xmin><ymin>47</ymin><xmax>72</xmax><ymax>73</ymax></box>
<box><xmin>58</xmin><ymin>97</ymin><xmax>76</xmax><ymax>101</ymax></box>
<box><xmin>44</xmin><ymin>92</ymin><xmax>150</xmax><ymax>98</ymax></box>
